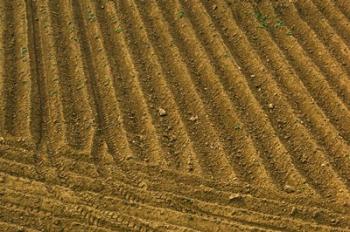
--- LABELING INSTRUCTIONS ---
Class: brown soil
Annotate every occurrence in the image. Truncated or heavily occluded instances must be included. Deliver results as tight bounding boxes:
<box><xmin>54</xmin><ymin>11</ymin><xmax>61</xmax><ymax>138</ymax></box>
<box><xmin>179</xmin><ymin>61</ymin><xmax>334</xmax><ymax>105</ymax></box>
<box><xmin>1</xmin><ymin>0</ymin><xmax>350</xmax><ymax>231</ymax></box>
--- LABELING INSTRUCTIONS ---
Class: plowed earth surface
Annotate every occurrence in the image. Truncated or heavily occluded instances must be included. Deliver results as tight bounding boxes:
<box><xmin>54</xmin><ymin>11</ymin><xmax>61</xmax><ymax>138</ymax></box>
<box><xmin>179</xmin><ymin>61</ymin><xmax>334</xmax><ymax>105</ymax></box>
<box><xmin>1</xmin><ymin>0</ymin><xmax>350</xmax><ymax>231</ymax></box>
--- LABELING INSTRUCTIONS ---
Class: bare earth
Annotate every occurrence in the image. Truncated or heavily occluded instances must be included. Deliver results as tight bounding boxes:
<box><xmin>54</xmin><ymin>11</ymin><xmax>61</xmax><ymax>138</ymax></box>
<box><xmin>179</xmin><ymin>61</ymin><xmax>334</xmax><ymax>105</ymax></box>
<box><xmin>1</xmin><ymin>0</ymin><xmax>350</xmax><ymax>231</ymax></box>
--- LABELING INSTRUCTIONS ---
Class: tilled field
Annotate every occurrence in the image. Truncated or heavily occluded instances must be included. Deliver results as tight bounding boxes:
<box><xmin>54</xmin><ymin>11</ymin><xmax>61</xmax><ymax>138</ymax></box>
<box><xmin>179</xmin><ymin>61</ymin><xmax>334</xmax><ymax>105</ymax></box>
<box><xmin>1</xmin><ymin>0</ymin><xmax>350</xmax><ymax>231</ymax></box>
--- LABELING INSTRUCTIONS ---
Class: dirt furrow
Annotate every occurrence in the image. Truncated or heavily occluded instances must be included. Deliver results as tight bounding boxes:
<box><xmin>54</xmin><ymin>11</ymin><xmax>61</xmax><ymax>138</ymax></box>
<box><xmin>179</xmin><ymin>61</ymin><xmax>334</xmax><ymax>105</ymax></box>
<box><xmin>132</xmin><ymin>0</ymin><xmax>273</xmax><ymax>187</ymax></box>
<box><xmin>259</xmin><ymin>1</ymin><xmax>350</xmax><ymax>141</ymax></box>
<box><xmin>2</xmin><ymin>153</ymin><xmax>350</xmax><ymax>229</ymax></box>
<box><xmin>3</xmin><ymin>186</ymin><xmax>280</xmax><ymax>232</ymax></box>
<box><xmin>2</xmin><ymin>162</ymin><xmax>350</xmax><ymax>231</ymax></box>
<box><xmin>71</xmin><ymin>0</ymin><xmax>133</xmax><ymax>164</ymax></box>
<box><xmin>295</xmin><ymin>0</ymin><xmax>350</xmax><ymax>78</ymax></box>
<box><xmin>274</xmin><ymin>1</ymin><xmax>350</xmax><ymax>110</ymax></box>
<box><xmin>2</xmin><ymin>0</ymin><xmax>33</xmax><ymax>140</ymax></box>
<box><xmin>201</xmin><ymin>0</ymin><xmax>350</xmax><ymax>203</ymax></box>
<box><xmin>231</xmin><ymin>1</ymin><xmax>350</xmax><ymax>190</ymax></box>
<box><xmin>0</xmin><ymin>221</ymin><xmax>40</xmax><ymax>232</ymax></box>
<box><xmin>312</xmin><ymin>0</ymin><xmax>350</xmax><ymax>47</ymax></box>
<box><xmin>90</xmin><ymin>0</ymin><xmax>173</xmax><ymax>168</ymax></box>
<box><xmin>101</xmin><ymin>1</ymin><xmax>202</xmax><ymax>175</ymax></box>
<box><xmin>111</xmin><ymin>0</ymin><xmax>238</xmax><ymax>182</ymax></box>
<box><xmin>144</xmin><ymin>0</ymin><xmax>278</xmax><ymax>189</ymax></box>
<box><xmin>177</xmin><ymin>0</ymin><xmax>318</xmax><ymax>195</ymax></box>
<box><xmin>32</xmin><ymin>0</ymin><xmax>66</xmax><ymax>152</ymax></box>
<box><xmin>1</xmin><ymin>1</ymin><xmax>350</xmax><ymax>230</ymax></box>
<box><xmin>0</xmin><ymin>0</ymin><xmax>6</xmax><ymax>135</ymax></box>
<box><xmin>44</xmin><ymin>1</ymin><xmax>96</xmax><ymax>152</ymax></box>
<box><xmin>333</xmin><ymin>0</ymin><xmax>350</xmax><ymax>20</ymax></box>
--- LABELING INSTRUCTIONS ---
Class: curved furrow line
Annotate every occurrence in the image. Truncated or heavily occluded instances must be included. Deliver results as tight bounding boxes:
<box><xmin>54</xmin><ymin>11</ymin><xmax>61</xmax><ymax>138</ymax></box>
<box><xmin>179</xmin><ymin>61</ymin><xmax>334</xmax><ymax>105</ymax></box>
<box><xmin>111</xmin><ymin>0</ymin><xmax>237</xmax><ymax>182</ymax></box>
<box><xmin>90</xmin><ymin>1</ymin><xmax>175</xmax><ymax>169</ymax></box>
<box><xmin>0</xmin><ymin>221</ymin><xmax>40</xmax><ymax>232</ymax></box>
<box><xmin>69</xmin><ymin>0</ymin><xmax>133</xmax><ymax>164</ymax></box>
<box><xmin>274</xmin><ymin>1</ymin><xmax>350</xmax><ymax>111</ymax></box>
<box><xmin>2</xmin><ymin>154</ymin><xmax>350</xmax><ymax>230</ymax></box>
<box><xmin>77</xmin><ymin>193</ymin><xmax>278</xmax><ymax>232</ymax></box>
<box><xmin>294</xmin><ymin>0</ymin><xmax>350</xmax><ymax>78</ymax></box>
<box><xmin>312</xmin><ymin>0</ymin><xmax>350</xmax><ymax>47</ymax></box>
<box><xmin>133</xmin><ymin>0</ymin><xmax>275</xmax><ymax>188</ymax></box>
<box><xmin>231</xmin><ymin>1</ymin><xmax>350</xmax><ymax>189</ymax></box>
<box><xmin>44</xmin><ymin>1</ymin><xmax>96</xmax><ymax>152</ymax></box>
<box><xmin>0</xmin><ymin>145</ymin><xmax>35</xmax><ymax>165</ymax></box>
<box><xmin>2</xmin><ymin>160</ymin><xmax>350</xmax><ymax>232</ymax></box>
<box><xmin>0</xmin><ymin>201</ymin><xmax>135</xmax><ymax>232</ymax></box>
<box><xmin>262</xmin><ymin>2</ymin><xmax>350</xmax><ymax>142</ymax></box>
<box><xmin>333</xmin><ymin>0</ymin><xmax>350</xmax><ymax>20</ymax></box>
<box><xmin>100</xmin><ymin>0</ymin><xmax>202</xmax><ymax>175</ymax></box>
<box><xmin>1</xmin><ymin>191</ymin><xmax>164</xmax><ymax>232</ymax></box>
<box><xmin>0</xmin><ymin>144</ymin><xmax>337</xmax><ymax>216</ymax></box>
<box><xmin>3</xmin><ymin>163</ymin><xmax>350</xmax><ymax>231</ymax></box>
<box><xmin>5</xmin><ymin>182</ymin><xmax>164</xmax><ymax>232</ymax></box>
<box><xmin>2</xmin><ymin>0</ymin><xmax>33</xmax><ymax>141</ymax></box>
<box><xmin>0</xmin><ymin>173</ymin><xmax>334</xmax><ymax>232</ymax></box>
<box><xmin>3</xmin><ymin>186</ymin><xmax>278</xmax><ymax>232</ymax></box>
<box><xmin>0</xmin><ymin>138</ymin><xmax>343</xmax><ymax>216</ymax></box>
<box><xmin>0</xmin><ymin>205</ymin><xmax>50</xmax><ymax>231</ymax></box>
<box><xmin>175</xmin><ymin>0</ymin><xmax>317</xmax><ymax>195</ymax></box>
<box><xmin>0</xmin><ymin>134</ymin><xmax>36</xmax><ymax>151</ymax></box>
<box><xmin>7</xmin><ymin>185</ymin><xmax>221</xmax><ymax>232</ymax></box>
<box><xmin>66</xmin><ymin>223</ymin><xmax>114</xmax><ymax>232</ymax></box>
<box><xmin>200</xmin><ymin>0</ymin><xmax>350</xmax><ymax>202</ymax></box>
<box><xmin>266</xmin><ymin>0</ymin><xmax>350</xmax><ymax>143</ymax></box>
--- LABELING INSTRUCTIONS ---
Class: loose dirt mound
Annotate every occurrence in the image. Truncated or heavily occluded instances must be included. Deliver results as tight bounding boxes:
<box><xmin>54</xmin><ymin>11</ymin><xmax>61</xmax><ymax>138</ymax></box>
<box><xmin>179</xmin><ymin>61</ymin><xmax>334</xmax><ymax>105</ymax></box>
<box><xmin>1</xmin><ymin>0</ymin><xmax>350</xmax><ymax>231</ymax></box>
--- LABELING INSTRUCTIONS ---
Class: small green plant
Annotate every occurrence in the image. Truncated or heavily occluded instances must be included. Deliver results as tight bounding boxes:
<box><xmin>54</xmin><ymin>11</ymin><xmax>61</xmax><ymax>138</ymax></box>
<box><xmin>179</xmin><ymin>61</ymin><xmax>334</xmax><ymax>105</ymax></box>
<box><xmin>88</xmin><ymin>11</ymin><xmax>96</xmax><ymax>22</ymax></box>
<box><xmin>20</xmin><ymin>47</ymin><xmax>28</xmax><ymax>58</ymax></box>
<box><xmin>234</xmin><ymin>123</ymin><xmax>241</xmax><ymax>130</ymax></box>
<box><xmin>274</xmin><ymin>19</ymin><xmax>284</xmax><ymax>28</ymax></box>
<box><xmin>177</xmin><ymin>9</ymin><xmax>185</xmax><ymax>19</ymax></box>
<box><xmin>255</xmin><ymin>11</ymin><xmax>269</xmax><ymax>29</ymax></box>
<box><xmin>114</xmin><ymin>28</ymin><xmax>123</xmax><ymax>33</ymax></box>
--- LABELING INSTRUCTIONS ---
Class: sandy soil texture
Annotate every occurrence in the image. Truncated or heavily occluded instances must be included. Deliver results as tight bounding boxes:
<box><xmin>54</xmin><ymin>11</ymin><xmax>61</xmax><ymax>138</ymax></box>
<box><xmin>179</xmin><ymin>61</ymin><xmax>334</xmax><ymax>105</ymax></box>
<box><xmin>1</xmin><ymin>0</ymin><xmax>350</xmax><ymax>231</ymax></box>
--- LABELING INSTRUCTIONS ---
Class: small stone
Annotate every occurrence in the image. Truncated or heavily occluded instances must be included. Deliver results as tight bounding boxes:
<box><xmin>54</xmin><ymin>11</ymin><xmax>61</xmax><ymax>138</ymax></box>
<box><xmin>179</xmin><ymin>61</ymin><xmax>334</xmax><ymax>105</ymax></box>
<box><xmin>212</xmin><ymin>4</ymin><xmax>217</xmax><ymax>10</ymax></box>
<box><xmin>312</xmin><ymin>210</ymin><xmax>321</xmax><ymax>218</ymax></box>
<box><xmin>189</xmin><ymin>115</ymin><xmax>198</xmax><ymax>121</ymax></box>
<box><xmin>283</xmin><ymin>184</ymin><xmax>295</xmax><ymax>193</ymax></box>
<box><xmin>158</xmin><ymin>108</ymin><xmax>167</xmax><ymax>116</ymax></box>
<box><xmin>268</xmin><ymin>103</ymin><xmax>274</xmax><ymax>109</ymax></box>
<box><xmin>250</xmin><ymin>74</ymin><xmax>255</xmax><ymax>78</ymax></box>
<box><xmin>0</xmin><ymin>136</ymin><xmax>3</xmax><ymax>142</ymax></box>
<box><xmin>290</xmin><ymin>207</ymin><xmax>297</xmax><ymax>215</ymax></box>
<box><xmin>229</xmin><ymin>193</ymin><xmax>242</xmax><ymax>201</ymax></box>
<box><xmin>101</xmin><ymin>5</ymin><xmax>105</xmax><ymax>9</ymax></box>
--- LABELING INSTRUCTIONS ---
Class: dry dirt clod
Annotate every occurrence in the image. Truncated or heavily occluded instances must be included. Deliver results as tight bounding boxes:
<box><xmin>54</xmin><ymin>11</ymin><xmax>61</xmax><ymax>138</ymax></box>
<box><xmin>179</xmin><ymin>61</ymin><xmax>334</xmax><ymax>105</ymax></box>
<box><xmin>158</xmin><ymin>108</ymin><xmax>167</xmax><ymax>116</ymax></box>
<box><xmin>290</xmin><ymin>207</ymin><xmax>297</xmax><ymax>215</ymax></box>
<box><xmin>283</xmin><ymin>184</ymin><xmax>296</xmax><ymax>193</ymax></box>
<box><xmin>189</xmin><ymin>115</ymin><xmax>198</xmax><ymax>122</ymax></box>
<box><xmin>229</xmin><ymin>193</ymin><xmax>242</xmax><ymax>201</ymax></box>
